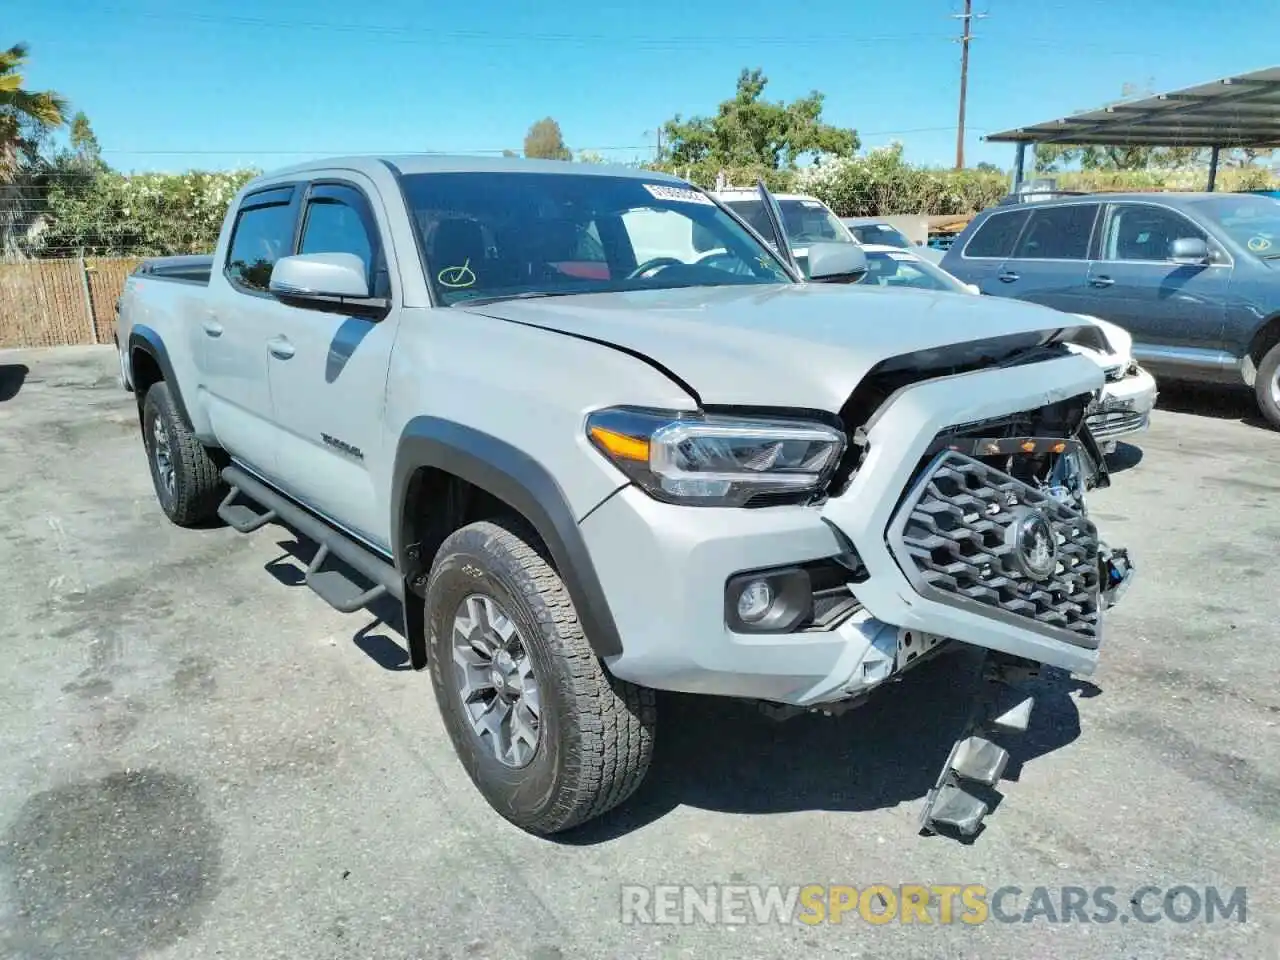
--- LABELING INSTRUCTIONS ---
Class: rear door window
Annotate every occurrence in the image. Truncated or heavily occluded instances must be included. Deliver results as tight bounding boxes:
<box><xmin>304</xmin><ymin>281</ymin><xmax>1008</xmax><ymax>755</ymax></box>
<box><xmin>1011</xmin><ymin>204</ymin><xmax>1099</xmax><ymax>260</ymax></box>
<box><xmin>963</xmin><ymin>209</ymin><xmax>1030</xmax><ymax>258</ymax></box>
<box><xmin>225</xmin><ymin>191</ymin><xmax>297</xmax><ymax>293</ymax></box>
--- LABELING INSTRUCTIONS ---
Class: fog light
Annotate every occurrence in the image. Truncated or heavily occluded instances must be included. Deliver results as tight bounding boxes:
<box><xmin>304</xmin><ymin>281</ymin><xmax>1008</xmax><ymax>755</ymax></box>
<box><xmin>725</xmin><ymin>566</ymin><xmax>812</xmax><ymax>633</ymax></box>
<box><xmin>736</xmin><ymin>578</ymin><xmax>774</xmax><ymax>622</ymax></box>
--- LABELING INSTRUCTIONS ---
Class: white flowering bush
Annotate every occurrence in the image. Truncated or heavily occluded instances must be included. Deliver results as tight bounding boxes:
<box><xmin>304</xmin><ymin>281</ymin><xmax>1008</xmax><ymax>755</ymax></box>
<box><xmin>37</xmin><ymin>169</ymin><xmax>258</xmax><ymax>257</ymax></box>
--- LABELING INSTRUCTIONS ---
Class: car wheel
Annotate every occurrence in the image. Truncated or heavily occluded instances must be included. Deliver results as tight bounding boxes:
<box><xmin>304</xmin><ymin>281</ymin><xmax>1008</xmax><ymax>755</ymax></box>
<box><xmin>1253</xmin><ymin>341</ymin><xmax>1280</xmax><ymax>430</ymax></box>
<box><xmin>426</xmin><ymin>518</ymin><xmax>656</xmax><ymax>835</ymax></box>
<box><xmin>141</xmin><ymin>382</ymin><xmax>226</xmax><ymax>526</ymax></box>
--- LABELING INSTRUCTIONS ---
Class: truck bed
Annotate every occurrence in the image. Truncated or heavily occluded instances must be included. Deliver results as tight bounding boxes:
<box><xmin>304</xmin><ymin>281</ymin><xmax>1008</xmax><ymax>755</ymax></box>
<box><xmin>134</xmin><ymin>254</ymin><xmax>214</xmax><ymax>285</ymax></box>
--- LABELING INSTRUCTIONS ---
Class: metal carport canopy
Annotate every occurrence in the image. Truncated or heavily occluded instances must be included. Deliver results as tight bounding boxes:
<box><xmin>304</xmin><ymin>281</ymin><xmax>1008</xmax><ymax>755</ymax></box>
<box><xmin>984</xmin><ymin>66</ymin><xmax>1280</xmax><ymax>190</ymax></box>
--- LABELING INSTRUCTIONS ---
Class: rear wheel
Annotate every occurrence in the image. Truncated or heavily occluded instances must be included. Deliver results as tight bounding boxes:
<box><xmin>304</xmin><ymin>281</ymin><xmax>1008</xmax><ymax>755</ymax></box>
<box><xmin>141</xmin><ymin>382</ymin><xmax>225</xmax><ymax>526</ymax></box>
<box><xmin>426</xmin><ymin>518</ymin><xmax>655</xmax><ymax>835</ymax></box>
<box><xmin>1254</xmin><ymin>341</ymin><xmax>1280</xmax><ymax>430</ymax></box>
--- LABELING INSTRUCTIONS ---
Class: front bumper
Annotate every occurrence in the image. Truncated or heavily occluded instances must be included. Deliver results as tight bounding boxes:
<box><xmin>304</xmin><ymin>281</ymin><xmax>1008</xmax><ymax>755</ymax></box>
<box><xmin>586</xmin><ymin>353</ymin><xmax>1129</xmax><ymax>706</ymax></box>
<box><xmin>1086</xmin><ymin>366</ymin><xmax>1157</xmax><ymax>444</ymax></box>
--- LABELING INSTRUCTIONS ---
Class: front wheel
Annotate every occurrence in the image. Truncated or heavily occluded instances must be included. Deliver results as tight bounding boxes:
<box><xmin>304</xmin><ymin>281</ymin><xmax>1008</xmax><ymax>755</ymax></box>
<box><xmin>1254</xmin><ymin>342</ymin><xmax>1280</xmax><ymax>430</ymax></box>
<box><xmin>141</xmin><ymin>382</ymin><xmax>225</xmax><ymax>526</ymax></box>
<box><xmin>426</xmin><ymin>518</ymin><xmax>656</xmax><ymax>835</ymax></box>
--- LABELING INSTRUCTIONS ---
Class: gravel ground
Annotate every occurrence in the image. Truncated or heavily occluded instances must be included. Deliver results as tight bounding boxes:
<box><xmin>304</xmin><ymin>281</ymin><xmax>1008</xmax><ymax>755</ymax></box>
<box><xmin>0</xmin><ymin>345</ymin><xmax>1275</xmax><ymax>960</ymax></box>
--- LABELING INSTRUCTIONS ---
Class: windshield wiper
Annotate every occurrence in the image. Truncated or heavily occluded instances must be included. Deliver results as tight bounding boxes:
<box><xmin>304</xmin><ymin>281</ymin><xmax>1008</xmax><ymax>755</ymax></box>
<box><xmin>1261</xmin><ymin>252</ymin><xmax>1280</xmax><ymax>260</ymax></box>
<box><xmin>450</xmin><ymin>290</ymin><xmax>584</xmax><ymax>307</ymax></box>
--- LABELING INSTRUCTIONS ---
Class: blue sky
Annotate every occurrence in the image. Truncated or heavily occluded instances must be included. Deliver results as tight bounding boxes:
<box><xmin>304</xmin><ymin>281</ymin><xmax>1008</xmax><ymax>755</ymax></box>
<box><xmin>17</xmin><ymin>0</ymin><xmax>1280</xmax><ymax>174</ymax></box>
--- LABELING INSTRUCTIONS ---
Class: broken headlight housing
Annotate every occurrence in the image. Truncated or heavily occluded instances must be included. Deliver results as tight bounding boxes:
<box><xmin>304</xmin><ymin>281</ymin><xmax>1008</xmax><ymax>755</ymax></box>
<box><xmin>586</xmin><ymin>406</ymin><xmax>846</xmax><ymax>507</ymax></box>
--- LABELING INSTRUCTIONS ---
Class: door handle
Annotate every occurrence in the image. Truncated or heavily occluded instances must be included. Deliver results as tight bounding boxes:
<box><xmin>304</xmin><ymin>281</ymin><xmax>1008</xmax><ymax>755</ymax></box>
<box><xmin>201</xmin><ymin>318</ymin><xmax>223</xmax><ymax>337</ymax></box>
<box><xmin>267</xmin><ymin>337</ymin><xmax>295</xmax><ymax>360</ymax></box>
<box><xmin>997</xmin><ymin>271</ymin><xmax>1019</xmax><ymax>283</ymax></box>
<box><xmin>1090</xmin><ymin>275</ymin><xmax>1115</xmax><ymax>288</ymax></box>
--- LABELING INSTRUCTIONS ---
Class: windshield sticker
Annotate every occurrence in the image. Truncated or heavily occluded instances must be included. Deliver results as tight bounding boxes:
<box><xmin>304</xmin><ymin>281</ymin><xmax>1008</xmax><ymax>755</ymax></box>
<box><xmin>1247</xmin><ymin>236</ymin><xmax>1273</xmax><ymax>252</ymax></box>
<box><xmin>438</xmin><ymin>259</ymin><xmax>476</xmax><ymax>288</ymax></box>
<box><xmin>800</xmin><ymin>200</ymin><xmax>824</xmax><ymax>209</ymax></box>
<box><xmin>642</xmin><ymin>183</ymin><xmax>713</xmax><ymax>205</ymax></box>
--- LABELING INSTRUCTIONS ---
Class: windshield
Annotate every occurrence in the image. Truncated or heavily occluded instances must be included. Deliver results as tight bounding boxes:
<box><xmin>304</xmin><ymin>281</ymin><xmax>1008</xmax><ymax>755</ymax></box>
<box><xmin>847</xmin><ymin>222</ymin><xmax>912</xmax><ymax>249</ymax></box>
<box><xmin>399</xmin><ymin>173</ymin><xmax>793</xmax><ymax>305</ymax></box>
<box><xmin>857</xmin><ymin>250</ymin><xmax>970</xmax><ymax>293</ymax></box>
<box><xmin>724</xmin><ymin>197</ymin><xmax>853</xmax><ymax>245</ymax></box>
<box><xmin>1189</xmin><ymin>195</ymin><xmax>1280</xmax><ymax>258</ymax></box>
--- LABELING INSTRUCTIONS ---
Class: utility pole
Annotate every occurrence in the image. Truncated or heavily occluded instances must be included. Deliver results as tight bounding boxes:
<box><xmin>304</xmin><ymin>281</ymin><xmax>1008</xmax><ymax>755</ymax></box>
<box><xmin>952</xmin><ymin>0</ymin><xmax>985</xmax><ymax>170</ymax></box>
<box><xmin>644</xmin><ymin>127</ymin><xmax>664</xmax><ymax>163</ymax></box>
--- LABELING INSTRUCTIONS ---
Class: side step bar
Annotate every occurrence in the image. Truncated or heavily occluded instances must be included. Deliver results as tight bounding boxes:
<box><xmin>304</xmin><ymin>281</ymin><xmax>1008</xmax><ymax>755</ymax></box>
<box><xmin>219</xmin><ymin>466</ymin><xmax>403</xmax><ymax>615</ymax></box>
<box><xmin>918</xmin><ymin>651</ymin><xmax>1039</xmax><ymax>839</ymax></box>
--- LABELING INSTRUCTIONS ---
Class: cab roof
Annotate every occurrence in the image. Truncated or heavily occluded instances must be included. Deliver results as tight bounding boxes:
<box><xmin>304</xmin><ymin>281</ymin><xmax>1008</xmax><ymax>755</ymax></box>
<box><xmin>257</xmin><ymin>154</ymin><xmax>687</xmax><ymax>183</ymax></box>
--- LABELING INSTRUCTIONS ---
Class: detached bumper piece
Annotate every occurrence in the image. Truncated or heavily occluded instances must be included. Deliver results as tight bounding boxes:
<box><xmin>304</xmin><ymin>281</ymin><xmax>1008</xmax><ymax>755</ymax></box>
<box><xmin>1099</xmin><ymin>544</ymin><xmax>1135</xmax><ymax>608</ymax></box>
<box><xmin>918</xmin><ymin>651</ymin><xmax>1039</xmax><ymax>839</ymax></box>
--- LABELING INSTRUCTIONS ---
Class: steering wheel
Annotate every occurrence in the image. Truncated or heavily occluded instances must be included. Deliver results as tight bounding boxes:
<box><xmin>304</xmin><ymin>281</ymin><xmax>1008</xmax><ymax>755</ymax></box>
<box><xmin>627</xmin><ymin>256</ymin><xmax>685</xmax><ymax>280</ymax></box>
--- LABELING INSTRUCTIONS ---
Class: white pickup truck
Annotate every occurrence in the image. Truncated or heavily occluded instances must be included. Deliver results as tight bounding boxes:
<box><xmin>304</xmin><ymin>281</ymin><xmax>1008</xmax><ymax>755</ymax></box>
<box><xmin>117</xmin><ymin>157</ymin><xmax>1134</xmax><ymax>838</ymax></box>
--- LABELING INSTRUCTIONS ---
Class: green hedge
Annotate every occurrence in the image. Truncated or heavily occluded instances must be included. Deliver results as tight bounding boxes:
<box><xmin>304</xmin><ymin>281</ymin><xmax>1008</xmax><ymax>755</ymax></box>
<box><xmin>650</xmin><ymin>143</ymin><xmax>1279</xmax><ymax>218</ymax></box>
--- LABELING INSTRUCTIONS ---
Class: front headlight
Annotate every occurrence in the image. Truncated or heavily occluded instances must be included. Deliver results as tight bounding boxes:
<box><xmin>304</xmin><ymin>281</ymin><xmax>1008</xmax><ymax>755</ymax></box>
<box><xmin>586</xmin><ymin>407</ymin><xmax>846</xmax><ymax>507</ymax></box>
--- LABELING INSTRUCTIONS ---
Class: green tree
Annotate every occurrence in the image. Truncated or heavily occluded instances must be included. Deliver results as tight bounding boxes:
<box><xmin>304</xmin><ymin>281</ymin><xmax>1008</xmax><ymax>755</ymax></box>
<box><xmin>0</xmin><ymin>42</ymin><xmax>68</xmax><ymax>177</ymax></box>
<box><xmin>523</xmin><ymin>118</ymin><xmax>571</xmax><ymax>160</ymax></box>
<box><xmin>69</xmin><ymin>111</ymin><xmax>99</xmax><ymax>161</ymax></box>
<box><xmin>661</xmin><ymin>68</ymin><xmax>857</xmax><ymax>170</ymax></box>
<box><xmin>1034</xmin><ymin>142</ymin><xmax>1204</xmax><ymax>173</ymax></box>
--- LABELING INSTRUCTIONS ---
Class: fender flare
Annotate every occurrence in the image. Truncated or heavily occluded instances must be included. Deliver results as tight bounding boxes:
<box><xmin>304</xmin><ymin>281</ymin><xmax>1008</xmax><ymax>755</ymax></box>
<box><xmin>128</xmin><ymin>325</ymin><xmax>194</xmax><ymax>429</ymax></box>
<box><xmin>391</xmin><ymin>417</ymin><xmax>624</xmax><ymax>660</ymax></box>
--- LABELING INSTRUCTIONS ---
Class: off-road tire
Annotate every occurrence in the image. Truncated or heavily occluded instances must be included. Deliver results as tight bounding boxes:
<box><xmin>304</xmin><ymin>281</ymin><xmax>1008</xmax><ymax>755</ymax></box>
<box><xmin>426</xmin><ymin>518</ymin><xmax>656</xmax><ymax>835</ymax></box>
<box><xmin>141</xmin><ymin>381</ymin><xmax>226</xmax><ymax>526</ymax></box>
<box><xmin>1253</xmin><ymin>341</ymin><xmax>1280</xmax><ymax>430</ymax></box>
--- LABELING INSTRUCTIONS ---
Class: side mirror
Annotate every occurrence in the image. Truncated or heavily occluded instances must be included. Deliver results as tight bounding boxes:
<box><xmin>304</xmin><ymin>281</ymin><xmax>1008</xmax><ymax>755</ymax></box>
<box><xmin>270</xmin><ymin>253</ymin><xmax>388</xmax><ymax>317</ymax></box>
<box><xmin>1169</xmin><ymin>237</ymin><xmax>1210</xmax><ymax>265</ymax></box>
<box><xmin>806</xmin><ymin>242</ymin><xmax>868</xmax><ymax>283</ymax></box>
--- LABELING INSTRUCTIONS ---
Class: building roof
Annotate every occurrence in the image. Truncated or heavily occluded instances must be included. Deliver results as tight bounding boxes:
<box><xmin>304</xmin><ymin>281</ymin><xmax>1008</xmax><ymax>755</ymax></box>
<box><xmin>985</xmin><ymin>67</ymin><xmax>1280</xmax><ymax>148</ymax></box>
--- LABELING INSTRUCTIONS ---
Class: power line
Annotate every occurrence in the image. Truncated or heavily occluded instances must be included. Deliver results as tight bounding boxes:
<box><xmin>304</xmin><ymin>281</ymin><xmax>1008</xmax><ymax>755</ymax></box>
<box><xmin>69</xmin><ymin>5</ymin><xmax>942</xmax><ymax>48</ymax></box>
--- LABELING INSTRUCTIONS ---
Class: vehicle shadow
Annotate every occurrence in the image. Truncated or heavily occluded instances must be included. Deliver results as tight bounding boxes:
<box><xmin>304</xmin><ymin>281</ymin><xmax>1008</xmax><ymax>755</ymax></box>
<box><xmin>260</xmin><ymin>535</ymin><xmax>1098</xmax><ymax>839</ymax></box>
<box><xmin>264</xmin><ymin>537</ymin><xmax>411</xmax><ymax>671</ymax></box>
<box><xmin>558</xmin><ymin>648</ymin><xmax>1098</xmax><ymax>844</ymax></box>
<box><xmin>1105</xmin><ymin>442</ymin><xmax>1143</xmax><ymax>473</ymax></box>
<box><xmin>1156</xmin><ymin>381</ymin><xmax>1270</xmax><ymax>428</ymax></box>
<box><xmin>0</xmin><ymin>363</ymin><xmax>29</xmax><ymax>402</ymax></box>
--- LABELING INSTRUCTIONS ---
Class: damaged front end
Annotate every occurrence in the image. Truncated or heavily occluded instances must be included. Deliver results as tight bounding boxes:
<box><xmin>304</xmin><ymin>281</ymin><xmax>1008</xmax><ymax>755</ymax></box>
<box><xmin>811</xmin><ymin>343</ymin><xmax>1136</xmax><ymax>839</ymax></box>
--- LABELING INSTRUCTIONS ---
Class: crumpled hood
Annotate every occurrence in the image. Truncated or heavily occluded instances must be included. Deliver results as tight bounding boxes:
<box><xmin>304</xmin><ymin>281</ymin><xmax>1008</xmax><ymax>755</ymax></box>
<box><xmin>459</xmin><ymin>284</ymin><xmax>1096</xmax><ymax>411</ymax></box>
<box><xmin>1063</xmin><ymin>313</ymin><xmax>1131</xmax><ymax>369</ymax></box>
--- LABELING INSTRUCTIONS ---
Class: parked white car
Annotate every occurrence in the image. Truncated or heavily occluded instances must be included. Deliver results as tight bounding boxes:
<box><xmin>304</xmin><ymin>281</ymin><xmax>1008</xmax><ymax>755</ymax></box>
<box><xmin>855</xmin><ymin>244</ymin><xmax>1157</xmax><ymax>451</ymax></box>
<box><xmin>841</xmin><ymin>216</ymin><xmax>946</xmax><ymax>264</ymax></box>
<box><xmin>713</xmin><ymin>189</ymin><xmax>856</xmax><ymax>276</ymax></box>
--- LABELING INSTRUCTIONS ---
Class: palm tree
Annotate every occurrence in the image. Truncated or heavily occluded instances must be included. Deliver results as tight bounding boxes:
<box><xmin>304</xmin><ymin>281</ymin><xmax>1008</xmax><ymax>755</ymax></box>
<box><xmin>0</xmin><ymin>42</ymin><xmax>67</xmax><ymax>257</ymax></box>
<box><xmin>0</xmin><ymin>42</ymin><xmax>68</xmax><ymax>177</ymax></box>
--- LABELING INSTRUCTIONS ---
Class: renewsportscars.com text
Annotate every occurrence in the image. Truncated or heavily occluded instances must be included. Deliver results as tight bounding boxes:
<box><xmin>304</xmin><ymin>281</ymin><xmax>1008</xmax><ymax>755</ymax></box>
<box><xmin>620</xmin><ymin>884</ymin><xmax>1248</xmax><ymax>926</ymax></box>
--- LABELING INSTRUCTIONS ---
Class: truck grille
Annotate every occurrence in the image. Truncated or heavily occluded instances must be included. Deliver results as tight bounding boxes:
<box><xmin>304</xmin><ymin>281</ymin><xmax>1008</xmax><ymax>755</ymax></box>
<box><xmin>886</xmin><ymin>451</ymin><xmax>1102</xmax><ymax>647</ymax></box>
